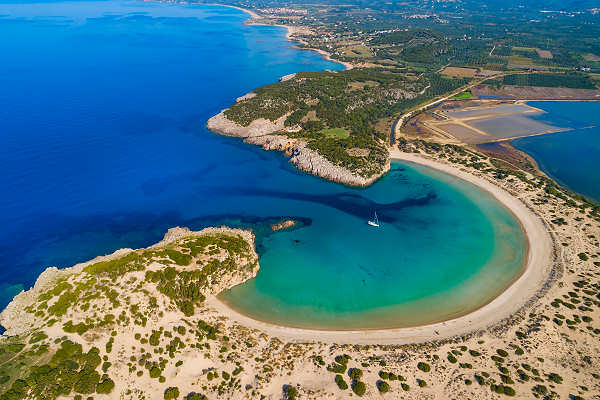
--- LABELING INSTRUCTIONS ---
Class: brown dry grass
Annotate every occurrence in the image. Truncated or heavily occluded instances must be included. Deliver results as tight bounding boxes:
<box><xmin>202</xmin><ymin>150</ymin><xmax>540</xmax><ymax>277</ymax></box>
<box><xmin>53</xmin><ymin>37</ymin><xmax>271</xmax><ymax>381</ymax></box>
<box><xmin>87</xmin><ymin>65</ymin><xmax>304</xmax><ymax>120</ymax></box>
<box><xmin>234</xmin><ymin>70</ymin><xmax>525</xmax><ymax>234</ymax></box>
<box><xmin>441</xmin><ymin>66</ymin><xmax>477</xmax><ymax>78</ymax></box>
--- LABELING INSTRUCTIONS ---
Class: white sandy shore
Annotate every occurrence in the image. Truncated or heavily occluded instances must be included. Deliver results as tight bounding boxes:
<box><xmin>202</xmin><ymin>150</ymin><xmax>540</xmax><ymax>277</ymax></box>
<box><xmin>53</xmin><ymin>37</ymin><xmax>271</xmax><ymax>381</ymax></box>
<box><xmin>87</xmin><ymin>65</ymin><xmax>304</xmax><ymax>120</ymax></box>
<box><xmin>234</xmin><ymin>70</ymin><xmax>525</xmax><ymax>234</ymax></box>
<box><xmin>208</xmin><ymin>151</ymin><xmax>554</xmax><ymax>344</ymax></box>
<box><xmin>216</xmin><ymin>3</ymin><xmax>353</xmax><ymax>70</ymax></box>
<box><xmin>211</xmin><ymin>3</ymin><xmax>261</xmax><ymax>19</ymax></box>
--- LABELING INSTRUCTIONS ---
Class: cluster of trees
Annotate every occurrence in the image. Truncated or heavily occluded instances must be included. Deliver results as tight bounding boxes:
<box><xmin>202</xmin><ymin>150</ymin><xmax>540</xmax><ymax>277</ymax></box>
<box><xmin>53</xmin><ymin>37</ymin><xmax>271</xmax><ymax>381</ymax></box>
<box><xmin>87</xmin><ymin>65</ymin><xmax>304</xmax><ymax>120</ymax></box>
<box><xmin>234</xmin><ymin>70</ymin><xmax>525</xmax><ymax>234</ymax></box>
<box><xmin>0</xmin><ymin>340</ymin><xmax>114</xmax><ymax>400</ymax></box>
<box><xmin>370</xmin><ymin>29</ymin><xmax>442</xmax><ymax>46</ymax></box>
<box><xmin>145</xmin><ymin>265</ymin><xmax>209</xmax><ymax>317</ymax></box>
<box><xmin>306</xmin><ymin>135</ymin><xmax>388</xmax><ymax>178</ymax></box>
<box><xmin>226</xmin><ymin>68</ymin><xmax>424</xmax><ymax>135</ymax></box>
<box><xmin>224</xmin><ymin>68</ymin><xmax>469</xmax><ymax>177</ymax></box>
<box><xmin>502</xmin><ymin>73</ymin><xmax>596</xmax><ymax>89</ymax></box>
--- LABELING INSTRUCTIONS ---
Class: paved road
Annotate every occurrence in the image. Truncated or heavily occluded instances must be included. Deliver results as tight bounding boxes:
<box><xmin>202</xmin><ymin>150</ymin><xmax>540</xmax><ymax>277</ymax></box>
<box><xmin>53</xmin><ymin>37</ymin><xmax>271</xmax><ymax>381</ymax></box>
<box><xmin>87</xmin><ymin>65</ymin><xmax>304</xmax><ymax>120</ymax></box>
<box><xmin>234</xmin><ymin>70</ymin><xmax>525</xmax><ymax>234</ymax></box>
<box><xmin>390</xmin><ymin>71</ymin><xmax>525</xmax><ymax>146</ymax></box>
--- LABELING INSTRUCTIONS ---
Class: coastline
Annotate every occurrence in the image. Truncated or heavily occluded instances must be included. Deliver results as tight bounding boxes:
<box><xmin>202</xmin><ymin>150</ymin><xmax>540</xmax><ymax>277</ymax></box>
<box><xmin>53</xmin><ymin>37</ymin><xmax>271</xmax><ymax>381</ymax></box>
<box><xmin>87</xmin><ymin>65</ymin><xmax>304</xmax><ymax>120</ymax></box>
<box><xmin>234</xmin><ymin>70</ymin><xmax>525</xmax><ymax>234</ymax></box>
<box><xmin>206</xmin><ymin>115</ymin><xmax>390</xmax><ymax>187</ymax></box>
<box><xmin>2</xmin><ymin>2</ymin><xmax>597</xmax><ymax>398</ymax></box>
<box><xmin>207</xmin><ymin>150</ymin><xmax>554</xmax><ymax>344</ymax></box>
<box><xmin>208</xmin><ymin>3</ymin><xmax>261</xmax><ymax>19</ymax></box>
<box><xmin>216</xmin><ymin>3</ymin><xmax>353</xmax><ymax>70</ymax></box>
<box><xmin>0</xmin><ymin>226</ymin><xmax>258</xmax><ymax>335</ymax></box>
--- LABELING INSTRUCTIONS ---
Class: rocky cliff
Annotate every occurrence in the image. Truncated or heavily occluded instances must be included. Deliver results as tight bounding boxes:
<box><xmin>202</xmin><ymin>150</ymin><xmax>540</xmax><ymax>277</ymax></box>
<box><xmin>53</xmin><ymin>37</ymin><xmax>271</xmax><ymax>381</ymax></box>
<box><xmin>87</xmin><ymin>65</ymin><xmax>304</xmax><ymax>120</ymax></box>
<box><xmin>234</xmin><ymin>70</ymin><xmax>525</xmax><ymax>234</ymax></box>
<box><xmin>207</xmin><ymin>110</ymin><xmax>389</xmax><ymax>186</ymax></box>
<box><xmin>0</xmin><ymin>226</ymin><xmax>258</xmax><ymax>336</ymax></box>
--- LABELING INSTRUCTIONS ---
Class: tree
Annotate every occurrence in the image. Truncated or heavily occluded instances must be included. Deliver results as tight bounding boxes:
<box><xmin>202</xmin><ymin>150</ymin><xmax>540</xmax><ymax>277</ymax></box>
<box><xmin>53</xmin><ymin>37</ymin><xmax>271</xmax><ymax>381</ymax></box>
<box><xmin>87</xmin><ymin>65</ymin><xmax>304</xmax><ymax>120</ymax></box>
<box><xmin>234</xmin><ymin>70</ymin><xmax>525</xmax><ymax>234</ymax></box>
<box><xmin>186</xmin><ymin>393</ymin><xmax>207</xmax><ymax>400</ymax></box>
<box><xmin>164</xmin><ymin>387</ymin><xmax>180</xmax><ymax>400</ymax></box>
<box><xmin>417</xmin><ymin>362</ymin><xmax>431</xmax><ymax>372</ymax></box>
<box><xmin>352</xmin><ymin>381</ymin><xmax>366</xmax><ymax>396</ymax></box>
<box><xmin>377</xmin><ymin>380</ymin><xmax>390</xmax><ymax>393</ymax></box>
<box><xmin>96</xmin><ymin>378</ymin><xmax>115</xmax><ymax>394</ymax></box>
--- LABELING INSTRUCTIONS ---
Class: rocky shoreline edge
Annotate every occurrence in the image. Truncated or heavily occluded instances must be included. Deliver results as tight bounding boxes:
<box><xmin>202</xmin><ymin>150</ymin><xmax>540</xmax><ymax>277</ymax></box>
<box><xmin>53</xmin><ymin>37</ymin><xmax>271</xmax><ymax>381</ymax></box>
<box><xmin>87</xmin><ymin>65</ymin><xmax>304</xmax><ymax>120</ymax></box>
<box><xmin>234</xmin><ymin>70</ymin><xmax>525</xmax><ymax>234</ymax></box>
<box><xmin>0</xmin><ymin>226</ymin><xmax>258</xmax><ymax>336</ymax></box>
<box><xmin>206</xmin><ymin>110</ymin><xmax>390</xmax><ymax>187</ymax></box>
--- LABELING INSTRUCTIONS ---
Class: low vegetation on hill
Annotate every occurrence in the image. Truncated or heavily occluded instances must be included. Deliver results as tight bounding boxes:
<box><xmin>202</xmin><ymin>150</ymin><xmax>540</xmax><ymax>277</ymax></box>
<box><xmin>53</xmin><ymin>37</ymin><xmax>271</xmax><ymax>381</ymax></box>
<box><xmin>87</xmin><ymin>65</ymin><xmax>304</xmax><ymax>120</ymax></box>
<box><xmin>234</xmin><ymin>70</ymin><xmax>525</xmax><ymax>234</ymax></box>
<box><xmin>0</xmin><ymin>229</ymin><xmax>257</xmax><ymax>400</ymax></box>
<box><xmin>223</xmin><ymin>68</ymin><xmax>467</xmax><ymax>177</ymax></box>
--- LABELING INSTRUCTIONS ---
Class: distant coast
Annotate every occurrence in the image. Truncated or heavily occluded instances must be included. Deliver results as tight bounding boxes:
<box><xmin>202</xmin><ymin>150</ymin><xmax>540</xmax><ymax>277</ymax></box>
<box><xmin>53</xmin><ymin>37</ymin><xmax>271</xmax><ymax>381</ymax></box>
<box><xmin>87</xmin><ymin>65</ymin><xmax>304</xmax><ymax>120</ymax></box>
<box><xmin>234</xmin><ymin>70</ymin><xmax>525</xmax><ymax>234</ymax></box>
<box><xmin>205</xmin><ymin>4</ymin><xmax>378</xmax><ymax>186</ymax></box>
<box><xmin>2</xmin><ymin>2</ymin><xmax>598</xmax><ymax>399</ymax></box>
<box><xmin>216</xmin><ymin>3</ymin><xmax>354</xmax><ymax>70</ymax></box>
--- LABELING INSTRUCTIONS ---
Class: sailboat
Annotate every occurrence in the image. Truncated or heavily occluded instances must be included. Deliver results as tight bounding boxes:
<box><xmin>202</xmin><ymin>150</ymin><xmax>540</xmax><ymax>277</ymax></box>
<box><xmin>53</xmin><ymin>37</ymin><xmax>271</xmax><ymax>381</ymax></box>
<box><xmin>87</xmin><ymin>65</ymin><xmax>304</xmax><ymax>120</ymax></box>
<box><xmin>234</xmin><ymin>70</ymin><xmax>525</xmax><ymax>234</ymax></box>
<box><xmin>368</xmin><ymin>211</ymin><xmax>380</xmax><ymax>227</ymax></box>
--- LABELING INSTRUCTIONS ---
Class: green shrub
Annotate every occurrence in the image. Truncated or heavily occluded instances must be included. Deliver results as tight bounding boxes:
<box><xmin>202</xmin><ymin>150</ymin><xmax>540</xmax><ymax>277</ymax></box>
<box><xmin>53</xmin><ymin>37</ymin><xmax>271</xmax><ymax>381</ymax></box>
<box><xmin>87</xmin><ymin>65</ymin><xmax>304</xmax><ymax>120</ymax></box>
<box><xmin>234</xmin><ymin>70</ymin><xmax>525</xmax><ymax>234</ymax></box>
<box><xmin>334</xmin><ymin>354</ymin><xmax>350</xmax><ymax>365</ymax></box>
<box><xmin>96</xmin><ymin>378</ymin><xmax>115</xmax><ymax>394</ymax></box>
<box><xmin>164</xmin><ymin>386</ymin><xmax>180</xmax><ymax>400</ymax></box>
<box><xmin>29</xmin><ymin>332</ymin><xmax>48</xmax><ymax>344</ymax></box>
<box><xmin>547</xmin><ymin>373</ymin><xmax>563</xmax><ymax>384</ymax></box>
<box><xmin>74</xmin><ymin>369</ymin><xmax>101</xmax><ymax>394</ymax></box>
<box><xmin>283</xmin><ymin>385</ymin><xmax>297</xmax><ymax>400</ymax></box>
<box><xmin>327</xmin><ymin>362</ymin><xmax>346</xmax><ymax>374</ymax></box>
<box><xmin>150</xmin><ymin>367</ymin><xmax>161</xmax><ymax>379</ymax></box>
<box><xmin>496</xmin><ymin>349</ymin><xmax>508</xmax><ymax>357</ymax></box>
<box><xmin>401</xmin><ymin>383</ymin><xmax>410</xmax><ymax>391</ymax></box>
<box><xmin>349</xmin><ymin>368</ymin><xmax>363</xmax><ymax>381</ymax></box>
<box><xmin>417</xmin><ymin>362</ymin><xmax>431</xmax><ymax>372</ymax></box>
<box><xmin>377</xmin><ymin>380</ymin><xmax>390</xmax><ymax>393</ymax></box>
<box><xmin>335</xmin><ymin>375</ymin><xmax>348</xmax><ymax>390</ymax></box>
<box><xmin>491</xmin><ymin>384</ymin><xmax>504</xmax><ymax>394</ymax></box>
<box><xmin>504</xmin><ymin>386</ymin><xmax>516</xmax><ymax>396</ymax></box>
<box><xmin>105</xmin><ymin>338</ymin><xmax>114</xmax><ymax>354</ymax></box>
<box><xmin>351</xmin><ymin>381</ymin><xmax>366</xmax><ymax>396</ymax></box>
<box><xmin>186</xmin><ymin>393</ymin><xmax>207</xmax><ymax>400</ymax></box>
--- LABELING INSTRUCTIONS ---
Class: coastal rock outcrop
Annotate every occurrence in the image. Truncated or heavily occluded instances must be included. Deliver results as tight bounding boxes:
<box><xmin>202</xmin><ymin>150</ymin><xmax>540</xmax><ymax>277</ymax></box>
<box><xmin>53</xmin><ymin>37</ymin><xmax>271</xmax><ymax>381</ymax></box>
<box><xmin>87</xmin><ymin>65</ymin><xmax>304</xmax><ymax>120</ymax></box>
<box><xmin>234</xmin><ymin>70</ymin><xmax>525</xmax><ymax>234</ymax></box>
<box><xmin>0</xmin><ymin>226</ymin><xmax>259</xmax><ymax>336</ymax></box>
<box><xmin>206</xmin><ymin>110</ymin><xmax>289</xmax><ymax>138</ymax></box>
<box><xmin>236</xmin><ymin>92</ymin><xmax>256</xmax><ymax>102</ymax></box>
<box><xmin>290</xmin><ymin>140</ymin><xmax>391</xmax><ymax>186</ymax></box>
<box><xmin>207</xmin><ymin>108</ymin><xmax>389</xmax><ymax>186</ymax></box>
<box><xmin>271</xmin><ymin>219</ymin><xmax>297</xmax><ymax>231</ymax></box>
<box><xmin>245</xmin><ymin>134</ymin><xmax>390</xmax><ymax>186</ymax></box>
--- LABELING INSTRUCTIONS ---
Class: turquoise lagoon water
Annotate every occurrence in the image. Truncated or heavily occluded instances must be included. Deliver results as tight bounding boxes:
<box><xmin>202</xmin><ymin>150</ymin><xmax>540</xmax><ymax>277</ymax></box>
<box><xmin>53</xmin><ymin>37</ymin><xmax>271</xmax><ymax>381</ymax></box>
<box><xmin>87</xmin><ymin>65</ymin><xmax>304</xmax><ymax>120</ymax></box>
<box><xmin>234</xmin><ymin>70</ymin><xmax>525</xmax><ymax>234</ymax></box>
<box><xmin>0</xmin><ymin>0</ymin><xmax>526</xmax><ymax>329</ymax></box>
<box><xmin>511</xmin><ymin>101</ymin><xmax>600</xmax><ymax>202</ymax></box>
<box><xmin>221</xmin><ymin>162</ymin><xmax>526</xmax><ymax>329</ymax></box>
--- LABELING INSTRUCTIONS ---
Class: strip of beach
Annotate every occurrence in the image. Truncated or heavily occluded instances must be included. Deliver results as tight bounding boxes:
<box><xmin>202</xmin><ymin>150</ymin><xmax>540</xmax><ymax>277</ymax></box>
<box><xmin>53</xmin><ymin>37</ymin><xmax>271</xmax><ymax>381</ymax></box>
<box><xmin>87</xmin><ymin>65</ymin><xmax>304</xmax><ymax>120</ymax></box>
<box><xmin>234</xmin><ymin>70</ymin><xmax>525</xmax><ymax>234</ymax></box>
<box><xmin>2</xmin><ymin>4</ymin><xmax>598</xmax><ymax>399</ymax></box>
<box><xmin>218</xmin><ymin>3</ymin><xmax>354</xmax><ymax>70</ymax></box>
<box><xmin>207</xmin><ymin>150</ymin><xmax>554</xmax><ymax>344</ymax></box>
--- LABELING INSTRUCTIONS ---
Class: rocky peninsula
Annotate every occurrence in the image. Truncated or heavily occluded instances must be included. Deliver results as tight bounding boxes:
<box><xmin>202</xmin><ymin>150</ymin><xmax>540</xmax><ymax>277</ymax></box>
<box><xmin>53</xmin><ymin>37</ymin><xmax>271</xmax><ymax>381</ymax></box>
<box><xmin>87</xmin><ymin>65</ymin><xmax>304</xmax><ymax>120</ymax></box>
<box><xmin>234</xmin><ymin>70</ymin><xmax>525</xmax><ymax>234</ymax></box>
<box><xmin>207</xmin><ymin>109</ymin><xmax>390</xmax><ymax>187</ymax></box>
<box><xmin>0</xmin><ymin>142</ymin><xmax>598</xmax><ymax>399</ymax></box>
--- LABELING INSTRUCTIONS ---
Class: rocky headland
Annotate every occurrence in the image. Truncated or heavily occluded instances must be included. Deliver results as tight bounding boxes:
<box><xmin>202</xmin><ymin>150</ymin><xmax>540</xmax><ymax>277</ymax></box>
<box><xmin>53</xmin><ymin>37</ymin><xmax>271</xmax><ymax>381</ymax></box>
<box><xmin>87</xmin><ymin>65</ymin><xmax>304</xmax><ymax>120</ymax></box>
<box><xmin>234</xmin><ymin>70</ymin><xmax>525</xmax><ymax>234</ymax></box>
<box><xmin>0</xmin><ymin>142</ymin><xmax>598</xmax><ymax>400</ymax></box>
<box><xmin>207</xmin><ymin>110</ymin><xmax>390</xmax><ymax>187</ymax></box>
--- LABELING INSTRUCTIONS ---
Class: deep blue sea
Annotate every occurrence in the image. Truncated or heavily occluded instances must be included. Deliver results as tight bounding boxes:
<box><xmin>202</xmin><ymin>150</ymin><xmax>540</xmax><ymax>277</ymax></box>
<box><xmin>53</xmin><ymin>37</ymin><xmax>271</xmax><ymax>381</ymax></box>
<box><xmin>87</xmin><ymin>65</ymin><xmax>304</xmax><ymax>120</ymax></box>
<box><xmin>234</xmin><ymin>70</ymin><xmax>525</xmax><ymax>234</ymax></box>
<box><xmin>0</xmin><ymin>0</ymin><xmax>526</xmax><ymax>329</ymax></box>
<box><xmin>512</xmin><ymin>101</ymin><xmax>600</xmax><ymax>202</ymax></box>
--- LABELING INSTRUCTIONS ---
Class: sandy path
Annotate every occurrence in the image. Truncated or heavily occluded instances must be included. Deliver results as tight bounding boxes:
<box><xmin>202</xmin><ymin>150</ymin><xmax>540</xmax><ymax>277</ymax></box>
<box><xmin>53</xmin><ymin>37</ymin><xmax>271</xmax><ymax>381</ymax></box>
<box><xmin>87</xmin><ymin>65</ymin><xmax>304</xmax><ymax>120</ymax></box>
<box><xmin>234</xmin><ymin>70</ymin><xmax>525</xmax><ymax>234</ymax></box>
<box><xmin>207</xmin><ymin>151</ymin><xmax>554</xmax><ymax>344</ymax></box>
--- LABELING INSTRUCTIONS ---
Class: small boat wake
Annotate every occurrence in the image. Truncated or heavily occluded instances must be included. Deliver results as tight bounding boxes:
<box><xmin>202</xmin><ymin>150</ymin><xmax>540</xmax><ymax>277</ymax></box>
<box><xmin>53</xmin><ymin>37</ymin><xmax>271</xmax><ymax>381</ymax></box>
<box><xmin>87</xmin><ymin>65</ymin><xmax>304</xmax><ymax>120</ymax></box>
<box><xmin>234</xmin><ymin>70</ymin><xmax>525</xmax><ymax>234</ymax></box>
<box><xmin>368</xmin><ymin>211</ymin><xmax>380</xmax><ymax>227</ymax></box>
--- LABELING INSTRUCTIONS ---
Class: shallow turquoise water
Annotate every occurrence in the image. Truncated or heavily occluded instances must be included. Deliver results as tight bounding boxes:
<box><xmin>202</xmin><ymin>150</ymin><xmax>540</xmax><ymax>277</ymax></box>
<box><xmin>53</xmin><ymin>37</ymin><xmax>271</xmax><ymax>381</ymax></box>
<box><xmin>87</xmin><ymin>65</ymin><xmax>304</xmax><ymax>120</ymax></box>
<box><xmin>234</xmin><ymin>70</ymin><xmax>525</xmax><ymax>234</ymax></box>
<box><xmin>0</xmin><ymin>0</ymin><xmax>527</xmax><ymax>330</ymax></box>
<box><xmin>222</xmin><ymin>162</ymin><xmax>527</xmax><ymax>329</ymax></box>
